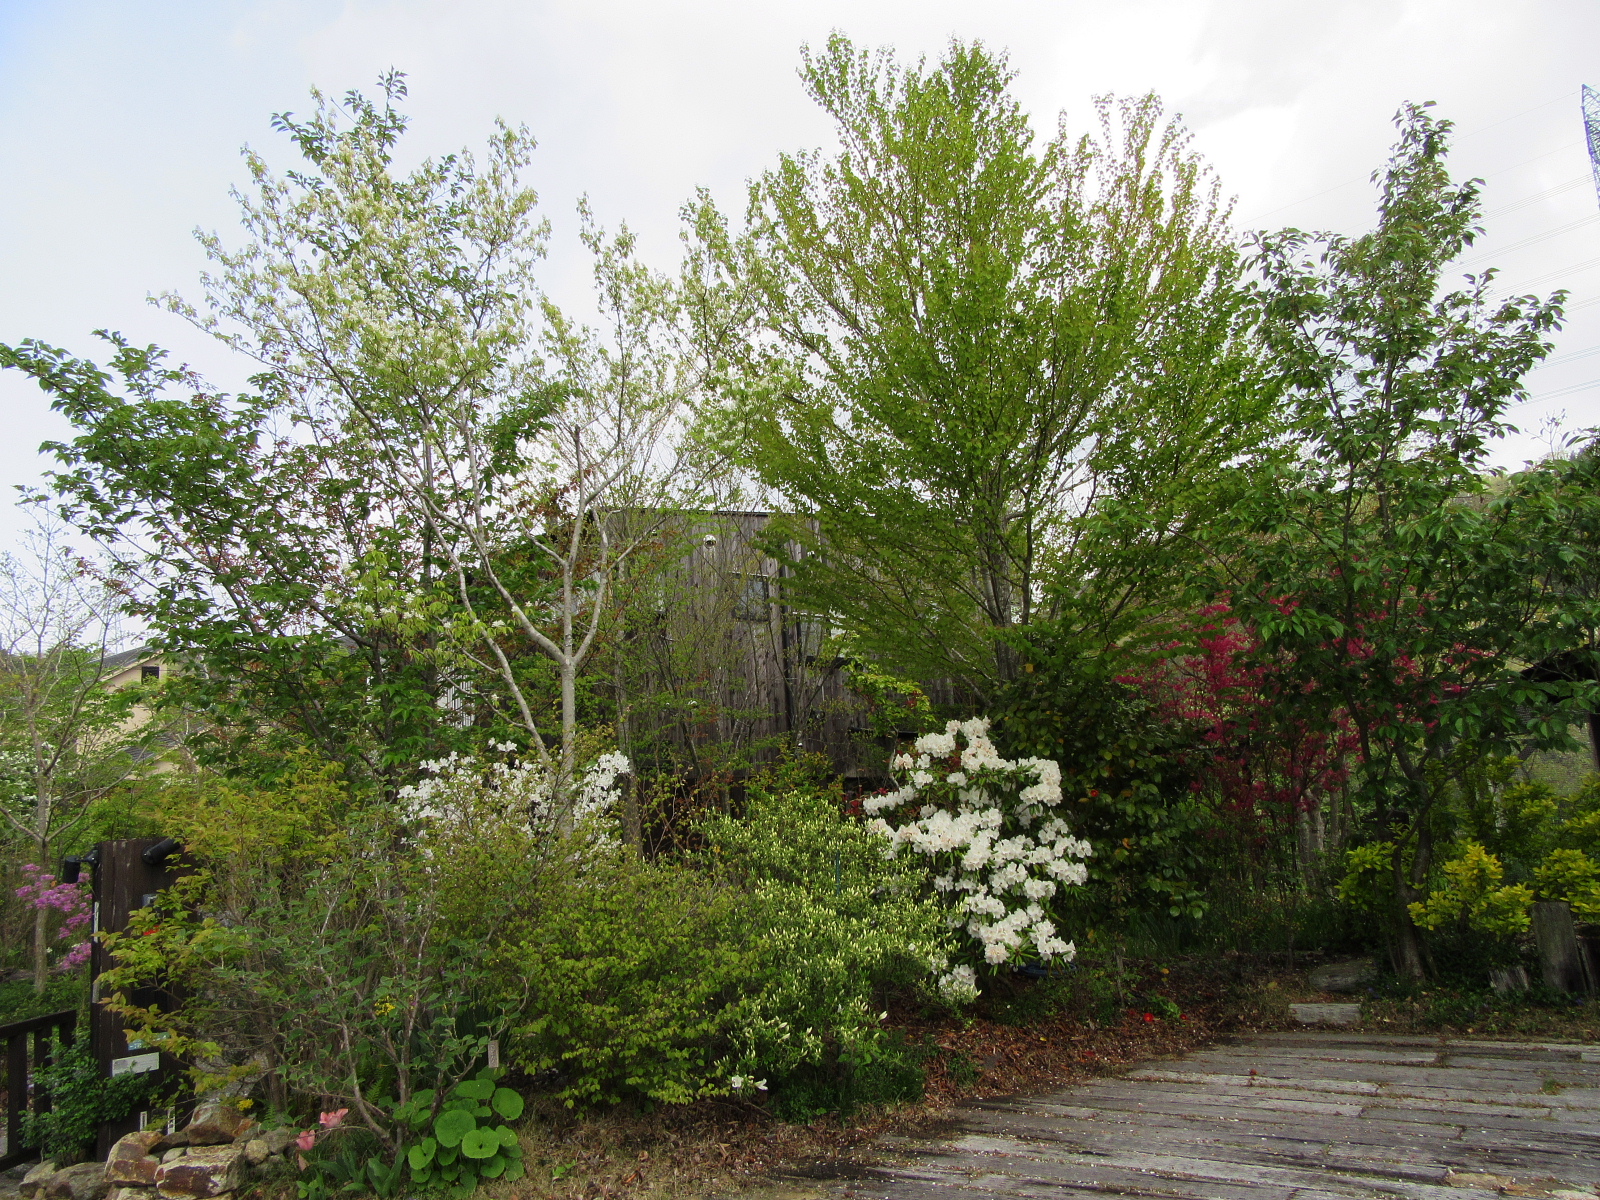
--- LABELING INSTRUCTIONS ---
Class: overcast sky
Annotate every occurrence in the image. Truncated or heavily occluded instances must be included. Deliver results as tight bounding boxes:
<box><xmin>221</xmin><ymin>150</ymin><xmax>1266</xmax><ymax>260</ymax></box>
<box><xmin>2</xmin><ymin>0</ymin><xmax>1598</xmax><ymax>549</ymax></box>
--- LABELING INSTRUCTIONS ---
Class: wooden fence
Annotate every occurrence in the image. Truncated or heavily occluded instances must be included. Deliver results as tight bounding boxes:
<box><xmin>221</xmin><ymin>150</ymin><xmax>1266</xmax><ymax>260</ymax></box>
<box><xmin>0</xmin><ymin>1008</ymin><xmax>75</xmax><ymax>1170</ymax></box>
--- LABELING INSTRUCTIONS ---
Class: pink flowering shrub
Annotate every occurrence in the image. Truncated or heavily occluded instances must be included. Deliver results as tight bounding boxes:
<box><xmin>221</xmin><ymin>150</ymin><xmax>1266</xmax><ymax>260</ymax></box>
<box><xmin>16</xmin><ymin>864</ymin><xmax>93</xmax><ymax>971</ymax></box>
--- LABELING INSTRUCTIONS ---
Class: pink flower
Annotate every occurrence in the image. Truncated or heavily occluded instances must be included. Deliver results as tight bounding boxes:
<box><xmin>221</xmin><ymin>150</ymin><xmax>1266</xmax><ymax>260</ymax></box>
<box><xmin>295</xmin><ymin>1130</ymin><xmax>316</xmax><ymax>1153</ymax></box>
<box><xmin>318</xmin><ymin>1109</ymin><xmax>348</xmax><ymax>1130</ymax></box>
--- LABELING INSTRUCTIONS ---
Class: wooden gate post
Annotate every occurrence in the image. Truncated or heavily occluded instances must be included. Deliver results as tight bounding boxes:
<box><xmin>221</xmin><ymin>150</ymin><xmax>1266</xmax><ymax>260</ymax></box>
<box><xmin>89</xmin><ymin>837</ymin><xmax>186</xmax><ymax>1157</ymax></box>
<box><xmin>1531</xmin><ymin>900</ymin><xmax>1594</xmax><ymax>994</ymax></box>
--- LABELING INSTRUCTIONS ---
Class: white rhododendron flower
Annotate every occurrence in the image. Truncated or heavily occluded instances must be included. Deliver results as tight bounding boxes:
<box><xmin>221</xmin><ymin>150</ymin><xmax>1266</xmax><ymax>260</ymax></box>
<box><xmin>937</xmin><ymin>964</ymin><xmax>980</xmax><ymax>1003</ymax></box>
<box><xmin>869</xmin><ymin>718</ymin><xmax>1090</xmax><ymax>976</ymax></box>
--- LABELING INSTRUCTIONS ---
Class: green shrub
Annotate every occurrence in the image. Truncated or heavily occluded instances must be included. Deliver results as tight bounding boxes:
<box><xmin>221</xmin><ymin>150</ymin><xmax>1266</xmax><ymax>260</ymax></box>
<box><xmin>21</xmin><ymin>1042</ymin><xmax>162</xmax><ymax>1165</ymax></box>
<box><xmin>394</xmin><ymin>1070</ymin><xmax>526</xmax><ymax>1197</ymax></box>
<box><xmin>503</xmin><ymin>855</ymin><xmax>755</xmax><ymax>1108</ymax></box>
<box><xmin>707</xmin><ymin>784</ymin><xmax>952</xmax><ymax>1113</ymax></box>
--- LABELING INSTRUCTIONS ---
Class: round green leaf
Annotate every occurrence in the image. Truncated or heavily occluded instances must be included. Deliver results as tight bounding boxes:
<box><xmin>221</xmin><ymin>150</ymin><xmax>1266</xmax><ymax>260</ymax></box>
<box><xmin>491</xmin><ymin>1087</ymin><xmax>525</xmax><ymax>1121</ymax></box>
<box><xmin>494</xmin><ymin>1124</ymin><xmax>517</xmax><ymax>1148</ymax></box>
<box><xmin>407</xmin><ymin>1139</ymin><xmax>437</xmax><ymax>1170</ymax></box>
<box><xmin>434</xmin><ymin>1108</ymin><xmax>475</xmax><ymax>1148</ymax></box>
<box><xmin>479</xmin><ymin>1156</ymin><xmax>506</xmax><ymax>1179</ymax></box>
<box><xmin>460</xmin><ymin>1127</ymin><xmax>499</xmax><ymax>1160</ymax></box>
<box><xmin>453</xmin><ymin>1078</ymin><xmax>494</xmax><ymax>1102</ymax></box>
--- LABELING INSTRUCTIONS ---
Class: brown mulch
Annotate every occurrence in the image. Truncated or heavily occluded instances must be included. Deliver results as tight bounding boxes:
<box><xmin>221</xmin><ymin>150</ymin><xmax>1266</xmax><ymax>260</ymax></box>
<box><xmin>488</xmin><ymin>954</ymin><xmax>1308</xmax><ymax>1200</ymax></box>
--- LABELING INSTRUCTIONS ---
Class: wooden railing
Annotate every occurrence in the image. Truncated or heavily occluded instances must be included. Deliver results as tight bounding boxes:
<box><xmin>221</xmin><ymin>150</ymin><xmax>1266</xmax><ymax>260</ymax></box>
<box><xmin>1</xmin><ymin>1009</ymin><xmax>76</xmax><ymax>1170</ymax></box>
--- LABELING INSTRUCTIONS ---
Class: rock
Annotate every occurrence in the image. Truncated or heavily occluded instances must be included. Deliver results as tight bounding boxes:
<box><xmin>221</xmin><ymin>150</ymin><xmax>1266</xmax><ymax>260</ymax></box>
<box><xmin>19</xmin><ymin>1162</ymin><xmax>58</xmax><ymax>1200</ymax></box>
<box><xmin>159</xmin><ymin>1152</ymin><xmax>185</xmax><ymax>1166</ymax></box>
<box><xmin>43</xmin><ymin>1163</ymin><xmax>109</xmax><ymax>1200</ymax></box>
<box><xmin>105</xmin><ymin>1132</ymin><xmax>166</xmax><ymax>1188</ymax></box>
<box><xmin>155</xmin><ymin>1147</ymin><xmax>241</xmax><ymax>1200</ymax></box>
<box><xmin>240</xmin><ymin>1142</ymin><xmax>269</xmax><ymax>1169</ymax></box>
<box><xmin>181</xmin><ymin>1103</ymin><xmax>255</xmax><ymax>1148</ymax></box>
<box><xmin>1307</xmin><ymin>958</ymin><xmax>1376</xmax><ymax>994</ymax></box>
<box><xmin>108</xmin><ymin>1190</ymin><xmax>157</xmax><ymax>1200</ymax></box>
<box><xmin>1290</xmin><ymin>1001</ymin><xmax>1361</xmax><ymax>1026</ymax></box>
<box><xmin>257</xmin><ymin>1130</ymin><xmax>294</xmax><ymax>1157</ymax></box>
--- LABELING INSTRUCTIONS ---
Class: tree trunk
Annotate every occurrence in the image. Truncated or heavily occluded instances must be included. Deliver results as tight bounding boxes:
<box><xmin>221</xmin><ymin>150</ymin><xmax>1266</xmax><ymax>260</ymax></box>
<box><xmin>32</xmin><ymin>900</ymin><xmax>49</xmax><ymax>994</ymax></box>
<box><xmin>614</xmin><ymin>653</ymin><xmax>641</xmax><ymax>851</ymax></box>
<box><xmin>1389</xmin><ymin>837</ymin><xmax>1428</xmax><ymax>980</ymax></box>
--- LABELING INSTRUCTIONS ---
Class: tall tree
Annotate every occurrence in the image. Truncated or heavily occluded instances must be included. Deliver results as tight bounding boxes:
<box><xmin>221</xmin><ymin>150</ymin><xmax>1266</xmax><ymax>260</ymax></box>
<box><xmin>8</xmin><ymin>75</ymin><xmax>717</xmax><ymax>810</ymax></box>
<box><xmin>686</xmin><ymin>36</ymin><xmax>1266</xmax><ymax>695</ymax></box>
<box><xmin>1212</xmin><ymin>103</ymin><xmax>1598</xmax><ymax>977</ymax></box>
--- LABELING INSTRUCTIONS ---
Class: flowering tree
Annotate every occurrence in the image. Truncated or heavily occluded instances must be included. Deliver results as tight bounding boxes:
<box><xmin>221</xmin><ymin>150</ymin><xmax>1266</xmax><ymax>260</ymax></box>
<box><xmin>0</xmin><ymin>522</ymin><xmax>151</xmax><ymax>991</ymax></box>
<box><xmin>1133</xmin><ymin>604</ymin><xmax>1360</xmax><ymax>891</ymax></box>
<box><xmin>864</xmin><ymin>718</ymin><xmax>1089</xmax><ymax>996</ymax></box>
<box><xmin>15</xmin><ymin>864</ymin><xmax>92</xmax><ymax>974</ymax></box>
<box><xmin>1210</xmin><ymin>105</ymin><xmax>1597</xmax><ymax>975</ymax></box>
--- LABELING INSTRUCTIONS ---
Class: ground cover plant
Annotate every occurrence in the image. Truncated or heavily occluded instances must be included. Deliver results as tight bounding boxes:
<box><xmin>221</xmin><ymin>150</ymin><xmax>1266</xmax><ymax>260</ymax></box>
<box><xmin>0</xmin><ymin>31</ymin><xmax>1598</xmax><ymax>1200</ymax></box>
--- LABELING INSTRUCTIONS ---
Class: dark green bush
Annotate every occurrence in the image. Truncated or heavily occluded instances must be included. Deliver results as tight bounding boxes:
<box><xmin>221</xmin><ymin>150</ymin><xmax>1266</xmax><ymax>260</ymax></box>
<box><xmin>21</xmin><ymin>1042</ymin><xmax>162</xmax><ymax>1165</ymax></box>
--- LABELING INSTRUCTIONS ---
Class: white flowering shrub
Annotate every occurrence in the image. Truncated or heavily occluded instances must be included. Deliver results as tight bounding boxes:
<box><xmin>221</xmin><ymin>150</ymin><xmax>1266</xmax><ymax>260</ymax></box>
<box><xmin>396</xmin><ymin>742</ymin><xmax>630</xmax><ymax>841</ymax></box>
<box><xmin>865</xmin><ymin>717</ymin><xmax>1091</xmax><ymax>982</ymax></box>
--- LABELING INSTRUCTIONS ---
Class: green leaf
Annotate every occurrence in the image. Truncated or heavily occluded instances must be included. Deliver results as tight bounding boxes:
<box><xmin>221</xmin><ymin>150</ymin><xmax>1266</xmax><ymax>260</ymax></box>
<box><xmin>491</xmin><ymin>1087</ymin><xmax>524</xmax><ymax>1120</ymax></box>
<box><xmin>452</xmin><ymin>1078</ymin><xmax>494</xmax><ymax>1102</ymax></box>
<box><xmin>460</xmin><ymin>1127</ymin><xmax>499</xmax><ymax>1159</ymax></box>
<box><xmin>406</xmin><ymin>1139</ymin><xmax>436</xmax><ymax>1170</ymax></box>
<box><xmin>434</xmin><ymin>1109</ymin><xmax>474</xmax><ymax>1148</ymax></box>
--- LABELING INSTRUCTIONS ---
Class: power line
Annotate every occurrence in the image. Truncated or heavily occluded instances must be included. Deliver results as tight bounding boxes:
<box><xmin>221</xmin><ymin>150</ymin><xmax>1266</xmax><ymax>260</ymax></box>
<box><xmin>1252</xmin><ymin>91</ymin><xmax>1580</xmax><ymax>222</ymax></box>
<box><xmin>1532</xmin><ymin>343</ymin><xmax>1600</xmax><ymax>370</ymax></box>
<box><xmin>1498</xmin><ymin>252</ymin><xmax>1600</xmax><ymax>293</ymax></box>
<box><xmin>1483</xmin><ymin>174</ymin><xmax>1590</xmax><ymax>219</ymax></box>
<box><xmin>1459</xmin><ymin>213</ymin><xmax>1600</xmax><ymax>268</ymax></box>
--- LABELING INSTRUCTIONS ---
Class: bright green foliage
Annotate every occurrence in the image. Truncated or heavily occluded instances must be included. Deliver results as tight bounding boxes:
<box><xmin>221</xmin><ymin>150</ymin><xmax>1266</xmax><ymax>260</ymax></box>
<box><xmin>1337</xmin><ymin>842</ymin><xmax>1397</xmax><ymax>914</ymax></box>
<box><xmin>1408</xmin><ymin>842</ymin><xmax>1534</xmax><ymax>936</ymax></box>
<box><xmin>688</xmin><ymin>36</ymin><xmax>1264</xmax><ymax>693</ymax></box>
<box><xmin>394</xmin><ymin>1072</ymin><xmax>526</xmax><ymax>1196</ymax></box>
<box><xmin>840</xmin><ymin>651</ymin><xmax>937</xmax><ymax>741</ymax></box>
<box><xmin>498</xmin><ymin>785</ymin><xmax>952</xmax><ymax>1113</ymax></box>
<box><xmin>706</xmin><ymin>785</ymin><xmax>952</xmax><ymax>1095</ymax></box>
<box><xmin>504</xmin><ymin>855</ymin><xmax>754</xmax><ymax>1107</ymax></box>
<box><xmin>1533</xmin><ymin>849</ymin><xmax>1600</xmax><ymax>918</ymax></box>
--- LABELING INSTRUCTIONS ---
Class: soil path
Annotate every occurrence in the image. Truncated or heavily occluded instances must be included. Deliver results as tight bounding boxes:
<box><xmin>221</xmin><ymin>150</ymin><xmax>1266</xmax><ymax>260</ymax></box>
<box><xmin>825</xmin><ymin>1032</ymin><xmax>1600</xmax><ymax>1200</ymax></box>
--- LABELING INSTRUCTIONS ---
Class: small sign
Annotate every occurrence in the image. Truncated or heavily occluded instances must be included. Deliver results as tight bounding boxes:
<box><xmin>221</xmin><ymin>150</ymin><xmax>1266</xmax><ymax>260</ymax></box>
<box><xmin>486</xmin><ymin>1040</ymin><xmax>500</xmax><ymax>1070</ymax></box>
<box><xmin>111</xmin><ymin>1052</ymin><xmax>161</xmax><ymax>1077</ymax></box>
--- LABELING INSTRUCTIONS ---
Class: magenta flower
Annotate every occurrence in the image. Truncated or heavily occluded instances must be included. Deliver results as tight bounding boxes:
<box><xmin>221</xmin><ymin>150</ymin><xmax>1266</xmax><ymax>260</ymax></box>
<box><xmin>16</xmin><ymin>865</ymin><xmax>92</xmax><ymax>972</ymax></box>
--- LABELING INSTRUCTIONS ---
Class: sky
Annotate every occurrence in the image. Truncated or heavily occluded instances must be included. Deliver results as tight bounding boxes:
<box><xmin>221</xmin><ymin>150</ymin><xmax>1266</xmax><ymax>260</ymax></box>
<box><xmin>2</xmin><ymin>0</ymin><xmax>1599</xmax><ymax>549</ymax></box>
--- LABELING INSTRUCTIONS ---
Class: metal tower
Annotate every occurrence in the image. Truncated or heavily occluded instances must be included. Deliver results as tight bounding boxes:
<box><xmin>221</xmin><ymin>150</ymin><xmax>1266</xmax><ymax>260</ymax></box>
<box><xmin>1584</xmin><ymin>85</ymin><xmax>1600</xmax><ymax>206</ymax></box>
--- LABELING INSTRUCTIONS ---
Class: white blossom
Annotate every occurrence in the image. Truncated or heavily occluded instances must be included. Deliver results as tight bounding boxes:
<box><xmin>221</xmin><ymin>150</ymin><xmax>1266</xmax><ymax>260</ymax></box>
<box><xmin>871</xmin><ymin>717</ymin><xmax>1090</xmax><ymax>972</ymax></box>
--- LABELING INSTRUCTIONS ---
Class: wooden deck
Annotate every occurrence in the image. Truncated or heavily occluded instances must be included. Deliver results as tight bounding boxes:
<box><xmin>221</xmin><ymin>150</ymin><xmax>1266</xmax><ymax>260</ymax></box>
<box><xmin>848</xmin><ymin>1032</ymin><xmax>1600</xmax><ymax>1200</ymax></box>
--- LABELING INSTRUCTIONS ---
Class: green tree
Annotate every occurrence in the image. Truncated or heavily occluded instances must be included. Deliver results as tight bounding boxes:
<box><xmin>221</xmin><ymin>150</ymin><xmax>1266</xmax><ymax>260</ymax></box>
<box><xmin>1212</xmin><ymin>103</ymin><xmax>1599</xmax><ymax>977</ymax></box>
<box><xmin>0</xmin><ymin>520</ymin><xmax>151</xmax><ymax>991</ymax></box>
<box><xmin>170</xmin><ymin>73</ymin><xmax>716</xmax><ymax>812</ymax></box>
<box><xmin>686</xmin><ymin>36</ymin><xmax>1265</xmax><ymax>696</ymax></box>
<box><xmin>6</xmin><ymin>75</ymin><xmax>718</xmax><ymax>813</ymax></box>
<box><xmin>5</xmin><ymin>334</ymin><xmax>465</xmax><ymax>793</ymax></box>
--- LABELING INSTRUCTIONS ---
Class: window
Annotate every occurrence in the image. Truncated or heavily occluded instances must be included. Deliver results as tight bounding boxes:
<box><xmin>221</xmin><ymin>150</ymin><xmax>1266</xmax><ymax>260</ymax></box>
<box><xmin>734</xmin><ymin>573</ymin><xmax>770</xmax><ymax>622</ymax></box>
<box><xmin>141</xmin><ymin>665</ymin><xmax>160</xmax><ymax>681</ymax></box>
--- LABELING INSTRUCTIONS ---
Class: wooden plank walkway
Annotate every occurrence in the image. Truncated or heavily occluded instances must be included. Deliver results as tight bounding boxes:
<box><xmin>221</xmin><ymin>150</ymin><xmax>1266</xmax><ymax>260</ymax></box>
<box><xmin>847</xmin><ymin>1033</ymin><xmax>1600</xmax><ymax>1200</ymax></box>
